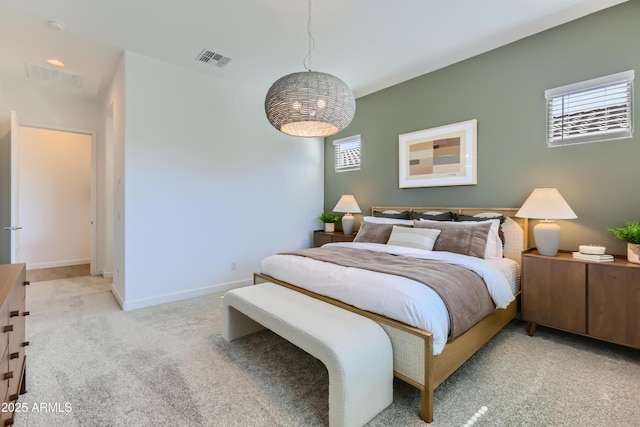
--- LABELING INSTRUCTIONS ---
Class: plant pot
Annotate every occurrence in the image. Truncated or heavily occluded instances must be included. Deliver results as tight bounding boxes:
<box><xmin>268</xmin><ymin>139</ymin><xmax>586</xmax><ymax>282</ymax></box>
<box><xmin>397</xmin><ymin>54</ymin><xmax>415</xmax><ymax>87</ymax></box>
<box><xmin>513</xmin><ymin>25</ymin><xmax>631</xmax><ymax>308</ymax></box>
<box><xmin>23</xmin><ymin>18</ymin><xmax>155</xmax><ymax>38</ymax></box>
<box><xmin>324</xmin><ymin>223</ymin><xmax>335</xmax><ymax>232</ymax></box>
<box><xmin>628</xmin><ymin>243</ymin><xmax>640</xmax><ymax>264</ymax></box>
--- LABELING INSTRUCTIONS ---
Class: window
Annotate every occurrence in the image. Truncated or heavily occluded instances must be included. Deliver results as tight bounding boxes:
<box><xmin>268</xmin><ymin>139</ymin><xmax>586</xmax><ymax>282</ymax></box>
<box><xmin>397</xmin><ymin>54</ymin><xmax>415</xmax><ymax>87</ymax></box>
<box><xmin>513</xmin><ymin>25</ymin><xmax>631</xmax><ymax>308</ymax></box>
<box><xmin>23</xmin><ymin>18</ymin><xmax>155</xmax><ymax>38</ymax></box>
<box><xmin>545</xmin><ymin>70</ymin><xmax>634</xmax><ymax>147</ymax></box>
<box><xmin>334</xmin><ymin>134</ymin><xmax>361</xmax><ymax>172</ymax></box>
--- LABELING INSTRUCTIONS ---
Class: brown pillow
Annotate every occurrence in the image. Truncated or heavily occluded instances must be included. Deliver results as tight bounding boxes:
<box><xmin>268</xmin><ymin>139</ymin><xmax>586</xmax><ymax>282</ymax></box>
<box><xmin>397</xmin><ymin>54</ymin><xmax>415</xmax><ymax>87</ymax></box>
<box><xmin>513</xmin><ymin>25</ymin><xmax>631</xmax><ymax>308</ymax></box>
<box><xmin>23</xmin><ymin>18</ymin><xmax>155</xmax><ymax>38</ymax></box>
<box><xmin>413</xmin><ymin>220</ymin><xmax>492</xmax><ymax>258</ymax></box>
<box><xmin>455</xmin><ymin>214</ymin><xmax>506</xmax><ymax>245</ymax></box>
<box><xmin>353</xmin><ymin>221</ymin><xmax>395</xmax><ymax>244</ymax></box>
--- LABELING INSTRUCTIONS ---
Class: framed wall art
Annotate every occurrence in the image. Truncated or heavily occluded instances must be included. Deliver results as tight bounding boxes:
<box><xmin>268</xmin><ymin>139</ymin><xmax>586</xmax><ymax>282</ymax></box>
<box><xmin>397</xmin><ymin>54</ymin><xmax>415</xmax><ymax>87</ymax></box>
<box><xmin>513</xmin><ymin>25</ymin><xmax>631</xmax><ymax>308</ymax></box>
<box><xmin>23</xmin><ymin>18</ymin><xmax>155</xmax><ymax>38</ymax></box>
<box><xmin>398</xmin><ymin>119</ymin><xmax>477</xmax><ymax>188</ymax></box>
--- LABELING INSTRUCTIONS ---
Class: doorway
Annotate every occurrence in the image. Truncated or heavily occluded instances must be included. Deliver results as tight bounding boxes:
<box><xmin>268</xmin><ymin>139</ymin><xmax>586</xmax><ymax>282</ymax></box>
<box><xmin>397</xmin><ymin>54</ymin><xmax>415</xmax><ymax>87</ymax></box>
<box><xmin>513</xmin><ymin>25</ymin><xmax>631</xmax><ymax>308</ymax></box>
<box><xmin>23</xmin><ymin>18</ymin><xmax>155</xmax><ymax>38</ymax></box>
<box><xmin>15</xmin><ymin>125</ymin><xmax>95</xmax><ymax>280</ymax></box>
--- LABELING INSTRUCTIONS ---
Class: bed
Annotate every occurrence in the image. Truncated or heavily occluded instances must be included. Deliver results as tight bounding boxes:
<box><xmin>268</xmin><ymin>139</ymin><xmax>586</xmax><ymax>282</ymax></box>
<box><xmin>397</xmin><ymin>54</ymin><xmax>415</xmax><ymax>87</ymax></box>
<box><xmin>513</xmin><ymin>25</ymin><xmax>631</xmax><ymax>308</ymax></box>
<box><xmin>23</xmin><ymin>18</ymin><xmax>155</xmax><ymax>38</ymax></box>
<box><xmin>254</xmin><ymin>206</ymin><xmax>529</xmax><ymax>423</ymax></box>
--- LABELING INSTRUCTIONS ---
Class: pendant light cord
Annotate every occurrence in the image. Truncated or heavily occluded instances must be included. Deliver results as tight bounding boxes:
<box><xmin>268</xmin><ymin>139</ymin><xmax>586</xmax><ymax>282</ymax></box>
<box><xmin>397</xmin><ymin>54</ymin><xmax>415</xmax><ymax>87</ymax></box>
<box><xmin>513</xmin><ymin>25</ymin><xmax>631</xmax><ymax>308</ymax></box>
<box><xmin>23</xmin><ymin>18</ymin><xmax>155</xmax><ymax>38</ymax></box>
<box><xmin>303</xmin><ymin>0</ymin><xmax>315</xmax><ymax>72</ymax></box>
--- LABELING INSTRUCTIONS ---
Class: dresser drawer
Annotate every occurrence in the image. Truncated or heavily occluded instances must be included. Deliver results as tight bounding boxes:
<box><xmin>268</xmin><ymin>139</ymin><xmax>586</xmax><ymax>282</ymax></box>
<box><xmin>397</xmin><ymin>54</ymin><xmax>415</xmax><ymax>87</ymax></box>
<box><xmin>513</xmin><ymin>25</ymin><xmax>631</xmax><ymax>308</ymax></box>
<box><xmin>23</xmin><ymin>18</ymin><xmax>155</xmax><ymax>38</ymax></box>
<box><xmin>0</xmin><ymin>346</ymin><xmax>9</xmax><ymax>406</ymax></box>
<box><xmin>0</xmin><ymin>263</ymin><xmax>27</xmax><ymax>423</ymax></box>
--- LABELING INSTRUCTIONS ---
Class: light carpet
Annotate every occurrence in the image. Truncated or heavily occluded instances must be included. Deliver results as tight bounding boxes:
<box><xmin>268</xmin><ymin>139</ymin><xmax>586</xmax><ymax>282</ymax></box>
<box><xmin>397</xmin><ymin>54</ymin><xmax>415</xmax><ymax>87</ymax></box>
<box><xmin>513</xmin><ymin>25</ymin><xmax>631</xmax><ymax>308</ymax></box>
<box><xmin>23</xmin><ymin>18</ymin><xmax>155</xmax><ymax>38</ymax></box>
<box><xmin>14</xmin><ymin>276</ymin><xmax>640</xmax><ymax>426</ymax></box>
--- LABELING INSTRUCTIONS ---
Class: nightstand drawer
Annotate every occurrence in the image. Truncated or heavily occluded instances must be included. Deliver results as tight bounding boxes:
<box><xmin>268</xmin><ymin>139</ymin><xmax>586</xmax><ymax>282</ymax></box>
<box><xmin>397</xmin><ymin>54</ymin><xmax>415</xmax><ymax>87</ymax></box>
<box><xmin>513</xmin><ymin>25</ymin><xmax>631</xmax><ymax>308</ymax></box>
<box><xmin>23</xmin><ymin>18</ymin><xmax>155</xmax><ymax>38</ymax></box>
<box><xmin>522</xmin><ymin>254</ymin><xmax>586</xmax><ymax>334</ymax></box>
<box><xmin>588</xmin><ymin>264</ymin><xmax>640</xmax><ymax>347</ymax></box>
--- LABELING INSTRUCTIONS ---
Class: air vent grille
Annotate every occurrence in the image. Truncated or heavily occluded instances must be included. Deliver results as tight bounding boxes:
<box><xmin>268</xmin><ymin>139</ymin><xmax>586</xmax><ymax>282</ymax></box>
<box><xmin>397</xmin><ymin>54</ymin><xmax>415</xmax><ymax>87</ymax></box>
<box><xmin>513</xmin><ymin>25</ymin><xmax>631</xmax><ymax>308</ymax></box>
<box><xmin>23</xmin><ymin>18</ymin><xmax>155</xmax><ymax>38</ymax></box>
<box><xmin>24</xmin><ymin>63</ymin><xmax>83</xmax><ymax>88</ymax></box>
<box><xmin>195</xmin><ymin>49</ymin><xmax>231</xmax><ymax>68</ymax></box>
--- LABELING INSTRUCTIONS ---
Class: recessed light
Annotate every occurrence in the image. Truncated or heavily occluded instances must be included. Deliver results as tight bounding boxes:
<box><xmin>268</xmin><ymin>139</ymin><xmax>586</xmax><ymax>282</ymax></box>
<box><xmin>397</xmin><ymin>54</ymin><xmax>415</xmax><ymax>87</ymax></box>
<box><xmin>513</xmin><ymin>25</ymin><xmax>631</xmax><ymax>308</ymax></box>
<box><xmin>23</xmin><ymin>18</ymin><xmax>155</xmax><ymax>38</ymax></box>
<box><xmin>48</xmin><ymin>20</ymin><xmax>66</xmax><ymax>31</ymax></box>
<box><xmin>46</xmin><ymin>58</ymin><xmax>65</xmax><ymax>67</ymax></box>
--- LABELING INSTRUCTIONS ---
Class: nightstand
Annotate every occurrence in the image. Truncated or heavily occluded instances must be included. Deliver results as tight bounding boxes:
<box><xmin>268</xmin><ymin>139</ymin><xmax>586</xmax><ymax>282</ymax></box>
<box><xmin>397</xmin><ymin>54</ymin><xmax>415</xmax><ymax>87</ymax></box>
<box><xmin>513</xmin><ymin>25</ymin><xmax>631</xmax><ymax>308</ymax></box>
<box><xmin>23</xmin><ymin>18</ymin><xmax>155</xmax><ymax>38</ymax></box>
<box><xmin>521</xmin><ymin>248</ymin><xmax>640</xmax><ymax>349</ymax></box>
<box><xmin>313</xmin><ymin>230</ymin><xmax>356</xmax><ymax>247</ymax></box>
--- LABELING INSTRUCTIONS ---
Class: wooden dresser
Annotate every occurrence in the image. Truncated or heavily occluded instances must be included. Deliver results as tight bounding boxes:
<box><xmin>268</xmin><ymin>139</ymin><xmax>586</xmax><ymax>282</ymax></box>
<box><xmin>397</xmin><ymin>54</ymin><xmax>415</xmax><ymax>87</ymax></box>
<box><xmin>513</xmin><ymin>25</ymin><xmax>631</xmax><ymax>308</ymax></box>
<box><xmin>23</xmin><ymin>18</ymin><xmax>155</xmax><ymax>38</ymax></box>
<box><xmin>0</xmin><ymin>264</ymin><xmax>28</xmax><ymax>426</ymax></box>
<box><xmin>522</xmin><ymin>249</ymin><xmax>640</xmax><ymax>349</ymax></box>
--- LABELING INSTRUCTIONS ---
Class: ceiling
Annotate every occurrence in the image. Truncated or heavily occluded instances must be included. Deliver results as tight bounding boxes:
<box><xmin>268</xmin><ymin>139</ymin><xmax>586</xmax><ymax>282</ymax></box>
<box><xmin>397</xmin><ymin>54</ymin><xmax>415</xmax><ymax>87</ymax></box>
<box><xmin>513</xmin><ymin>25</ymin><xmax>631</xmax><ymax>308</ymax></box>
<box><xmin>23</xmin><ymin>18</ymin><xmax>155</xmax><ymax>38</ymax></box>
<box><xmin>0</xmin><ymin>0</ymin><xmax>627</xmax><ymax>101</ymax></box>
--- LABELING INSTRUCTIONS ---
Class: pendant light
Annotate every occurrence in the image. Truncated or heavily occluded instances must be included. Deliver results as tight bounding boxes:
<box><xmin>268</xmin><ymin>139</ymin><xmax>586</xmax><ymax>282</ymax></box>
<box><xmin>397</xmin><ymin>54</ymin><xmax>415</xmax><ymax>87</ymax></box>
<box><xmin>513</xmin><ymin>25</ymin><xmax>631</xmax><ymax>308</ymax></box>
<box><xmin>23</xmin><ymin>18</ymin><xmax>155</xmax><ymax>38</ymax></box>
<box><xmin>265</xmin><ymin>0</ymin><xmax>355</xmax><ymax>138</ymax></box>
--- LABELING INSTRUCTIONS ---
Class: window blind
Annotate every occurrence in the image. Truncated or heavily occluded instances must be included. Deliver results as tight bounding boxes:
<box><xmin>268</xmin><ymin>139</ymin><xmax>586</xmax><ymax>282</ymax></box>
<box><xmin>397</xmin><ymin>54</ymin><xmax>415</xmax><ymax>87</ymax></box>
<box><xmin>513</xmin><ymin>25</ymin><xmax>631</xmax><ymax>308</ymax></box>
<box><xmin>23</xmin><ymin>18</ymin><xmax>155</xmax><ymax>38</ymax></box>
<box><xmin>545</xmin><ymin>70</ymin><xmax>634</xmax><ymax>147</ymax></box>
<box><xmin>334</xmin><ymin>135</ymin><xmax>361</xmax><ymax>172</ymax></box>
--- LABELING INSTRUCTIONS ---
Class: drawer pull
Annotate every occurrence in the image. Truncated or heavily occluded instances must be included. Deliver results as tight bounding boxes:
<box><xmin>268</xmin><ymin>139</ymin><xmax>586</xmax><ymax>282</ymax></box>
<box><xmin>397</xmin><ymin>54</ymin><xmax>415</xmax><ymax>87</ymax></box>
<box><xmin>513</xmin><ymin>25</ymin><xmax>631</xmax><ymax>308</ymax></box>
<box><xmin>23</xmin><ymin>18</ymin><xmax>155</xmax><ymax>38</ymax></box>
<box><xmin>3</xmin><ymin>325</ymin><xmax>13</xmax><ymax>333</ymax></box>
<box><xmin>22</xmin><ymin>341</ymin><xmax>29</xmax><ymax>347</ymax></box>
<box><xmin>9</xmin><ymin>311</ymin><xmax>19</xmax><ymax>318</ymax></box>
<box><xmin>23</xmin><ymin>311</ymin><xmax>30</xmax><ymax>316</ymax></box>
<box><xmin>3</xmin><ymin>372</ymin><xmax>13</xmax><ymax>380</ymax></box>
<box><xmin>23</xmin><ymin>281</ymin><xmax>30</xmax><ymax>286</ymax></box>
<box><xmin>9</xmin><ymin>352</ymin><xmax>18</xmax><ymax>360</ymax></box>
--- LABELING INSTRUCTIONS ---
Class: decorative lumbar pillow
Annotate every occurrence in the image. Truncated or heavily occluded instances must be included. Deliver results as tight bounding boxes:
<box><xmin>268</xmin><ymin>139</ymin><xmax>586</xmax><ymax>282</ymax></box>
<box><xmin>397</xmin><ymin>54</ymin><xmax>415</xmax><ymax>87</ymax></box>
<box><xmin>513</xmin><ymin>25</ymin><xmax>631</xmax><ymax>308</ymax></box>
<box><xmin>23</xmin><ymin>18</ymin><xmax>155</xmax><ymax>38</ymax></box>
<box><xmin>456</xmin><ymin>213</ymin><xmax>506</xmax><ymax>242</ymax></box>
<box><xmin>411</xmin><ymin>211</ymin><xmax>455</xmax><ymax>221</ymax></box>
<box><xmin>456</xmin><ymin>213</ymin><xmax>507</xmax><ymax>258</ymax></box>
<box><xmin>373</xmin><ymin>210</ymin><xmax>411</xmax><ymax>219</ymax></box>
<box><xmin>362</xmin><ymin>216</ymin><xmax>414</xmax><ymax>226</ymax></box>
<box><xmin>353</xmin><ymin>221</ymin><xmax>396</xmax><ymax>244</ymax></box>
<box><xmin>387</xmin><ymin>226</ymin><xmax>441</xmax><ymax>251</ymax></box>
<box><xmin>413</xmin><ymin>220</ymin><xmax>492</xmax><ymax>258</ymax></box>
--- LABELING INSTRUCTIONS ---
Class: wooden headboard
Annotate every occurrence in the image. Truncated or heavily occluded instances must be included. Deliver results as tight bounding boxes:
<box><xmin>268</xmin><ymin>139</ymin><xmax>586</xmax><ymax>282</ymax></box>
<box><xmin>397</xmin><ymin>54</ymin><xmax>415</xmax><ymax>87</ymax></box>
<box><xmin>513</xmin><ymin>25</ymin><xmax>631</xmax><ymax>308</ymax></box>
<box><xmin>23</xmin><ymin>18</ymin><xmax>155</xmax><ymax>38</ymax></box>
<box><xmin>370</xmin><ymin>206</ymin><xmax>529</xmax><ymax>262</ymax></box>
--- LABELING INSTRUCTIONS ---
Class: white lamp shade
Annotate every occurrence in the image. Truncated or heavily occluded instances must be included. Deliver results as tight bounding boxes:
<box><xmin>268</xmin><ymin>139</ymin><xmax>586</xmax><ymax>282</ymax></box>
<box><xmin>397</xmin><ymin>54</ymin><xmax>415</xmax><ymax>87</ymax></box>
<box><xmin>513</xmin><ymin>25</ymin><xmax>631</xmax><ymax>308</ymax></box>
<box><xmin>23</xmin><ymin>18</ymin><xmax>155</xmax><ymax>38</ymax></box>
<box><xmin>333</xmin><ymin>195</ymin><xmax>361</xmax><ymax>214</ymax></box>
<box><xmin>515</xmin><ymin>188</ymin><xmax>577</xmax><ymax>220</ymax></box>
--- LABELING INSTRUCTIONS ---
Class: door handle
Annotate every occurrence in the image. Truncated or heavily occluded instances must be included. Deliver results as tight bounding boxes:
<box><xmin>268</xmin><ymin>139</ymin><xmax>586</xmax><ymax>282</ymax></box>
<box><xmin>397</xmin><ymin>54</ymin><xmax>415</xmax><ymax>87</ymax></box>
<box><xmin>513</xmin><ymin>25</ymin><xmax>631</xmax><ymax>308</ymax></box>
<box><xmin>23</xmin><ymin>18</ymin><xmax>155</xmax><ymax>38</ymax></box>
<box><xmin>2</xmin><ymin>226</ymin><xmax>22</xmax><ymax>231</ymax></box>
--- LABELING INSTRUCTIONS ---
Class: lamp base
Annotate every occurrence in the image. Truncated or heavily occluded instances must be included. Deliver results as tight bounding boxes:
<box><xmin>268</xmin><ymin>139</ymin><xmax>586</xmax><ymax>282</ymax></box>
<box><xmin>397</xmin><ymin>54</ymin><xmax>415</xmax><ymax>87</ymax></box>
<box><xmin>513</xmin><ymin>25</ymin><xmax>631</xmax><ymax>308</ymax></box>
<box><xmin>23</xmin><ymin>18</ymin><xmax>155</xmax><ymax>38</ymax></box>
<box><xmin>534</xmin><ymin>221</ymin><xmax>561</xmax><ymax>256</ymax></box>
<box><xmin>342</xmin><ymin>214</ymin><xmax>355</xmax><ymax>235</ymax></box>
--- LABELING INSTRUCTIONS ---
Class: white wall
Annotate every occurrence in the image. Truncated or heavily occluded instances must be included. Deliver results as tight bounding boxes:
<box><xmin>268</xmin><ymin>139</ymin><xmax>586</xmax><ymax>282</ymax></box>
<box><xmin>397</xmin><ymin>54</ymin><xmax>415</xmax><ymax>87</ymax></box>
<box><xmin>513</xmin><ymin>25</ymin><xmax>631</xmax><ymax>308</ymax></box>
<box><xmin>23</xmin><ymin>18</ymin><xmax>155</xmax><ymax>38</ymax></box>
<box><xmin>111</xmin><ymin>51</ymin><xmax>324</xmax><ymax>309</ymax></box>
<box><xmin>0</xmin><ymin>80</ymin><xmax>107</xmax><ymax>271</ymax></box>
<box><xmin>17</xmin><ymin>127</ymin><xmax>91</xmax><ymax>269</ymax></box>
<box><xmin>105</xmin><ymin>55</ymin><xmax>126</xmax><ymax>301</ymax></box>
<box><xmin>1</xmin><ymin>51</ymin><xmax>324</xmax><ymax>309</ymax></box>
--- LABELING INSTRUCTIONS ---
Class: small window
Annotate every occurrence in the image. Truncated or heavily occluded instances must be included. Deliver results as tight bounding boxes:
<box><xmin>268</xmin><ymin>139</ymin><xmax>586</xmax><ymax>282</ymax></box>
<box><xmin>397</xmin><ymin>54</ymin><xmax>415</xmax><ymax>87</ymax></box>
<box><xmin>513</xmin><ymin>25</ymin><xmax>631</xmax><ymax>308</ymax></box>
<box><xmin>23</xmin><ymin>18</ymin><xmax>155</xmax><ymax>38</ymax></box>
<box><xmin>545</xmin><ymin>70</ymin><xmax>634</xmax><ymax>147</ymax></box>
<box><xmin>334</xmin><ymin>135</ymin><xmax>361</xmax><ymax>172</ymax></box>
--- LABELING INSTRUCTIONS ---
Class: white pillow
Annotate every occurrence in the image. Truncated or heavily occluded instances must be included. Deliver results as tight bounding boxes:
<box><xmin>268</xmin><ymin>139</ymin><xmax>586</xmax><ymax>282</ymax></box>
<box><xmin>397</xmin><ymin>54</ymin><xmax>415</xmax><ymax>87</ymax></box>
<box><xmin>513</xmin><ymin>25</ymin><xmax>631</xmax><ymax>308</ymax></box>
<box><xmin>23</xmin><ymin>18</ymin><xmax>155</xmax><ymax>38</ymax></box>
<box><xmin>363</xmin><ymin>216</ymin><xmax>414</xmax><ymax>226</ymax></box>
<box><xmin>387</xmin><ymin>225</ymin><xmax>441</xmax><ymax>251</ymax></box>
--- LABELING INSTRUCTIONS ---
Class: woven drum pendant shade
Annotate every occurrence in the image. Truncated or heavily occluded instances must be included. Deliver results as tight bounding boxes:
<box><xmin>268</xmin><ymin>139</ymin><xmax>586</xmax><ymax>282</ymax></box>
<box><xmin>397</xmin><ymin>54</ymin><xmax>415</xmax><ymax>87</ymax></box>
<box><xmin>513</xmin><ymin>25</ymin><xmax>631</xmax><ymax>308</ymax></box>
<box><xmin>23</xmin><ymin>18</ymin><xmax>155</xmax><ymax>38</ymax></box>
<box><xmin>265</xmin><ymin>71</ymin><xmax>356</xmax><ymax>138</ymax></box>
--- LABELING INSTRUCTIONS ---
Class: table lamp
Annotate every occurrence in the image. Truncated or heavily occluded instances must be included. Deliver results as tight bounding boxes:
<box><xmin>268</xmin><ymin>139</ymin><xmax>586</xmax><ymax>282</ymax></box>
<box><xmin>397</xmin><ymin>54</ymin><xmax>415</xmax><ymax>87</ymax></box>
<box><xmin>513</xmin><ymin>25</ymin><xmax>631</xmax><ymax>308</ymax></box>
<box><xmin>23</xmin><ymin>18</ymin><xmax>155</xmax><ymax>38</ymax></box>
<box><xmin>516</xmin><ymin>188</ymin><xmax>577</xmax><ymax>256</ymax></box>
<box><xmin>333</xmin><ymin>195</ymin><xmax>361</xmax><ymax>235</ymax></box>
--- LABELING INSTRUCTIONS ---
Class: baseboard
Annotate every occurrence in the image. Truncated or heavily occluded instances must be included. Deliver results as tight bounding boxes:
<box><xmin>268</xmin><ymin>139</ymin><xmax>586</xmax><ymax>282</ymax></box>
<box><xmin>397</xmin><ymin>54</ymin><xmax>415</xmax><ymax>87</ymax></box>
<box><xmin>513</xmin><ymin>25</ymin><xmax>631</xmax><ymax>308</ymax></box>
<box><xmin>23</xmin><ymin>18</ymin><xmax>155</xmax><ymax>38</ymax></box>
<box><xmin>26</xmin><ymin>259</ymin><xmax>90</xmax><ymax>270</ymax></box>
<box><xmin>118</xmin><ymin>278</ymin><xmax>252</xmax><ymax>311</ymax></box>
<box><xmin>26</xmin><ymin>264</ymin><xmax>91</xmax><ymax>282</ymax></box>
<box><xmin>111</xmin><ymin>284</ymin><xmax>125</xmax><ymax>309</ymax></box>
<box><xmin>102</xmin><ymin>271</ymin><xmax>113</xmax><ymax>279</ymax></box>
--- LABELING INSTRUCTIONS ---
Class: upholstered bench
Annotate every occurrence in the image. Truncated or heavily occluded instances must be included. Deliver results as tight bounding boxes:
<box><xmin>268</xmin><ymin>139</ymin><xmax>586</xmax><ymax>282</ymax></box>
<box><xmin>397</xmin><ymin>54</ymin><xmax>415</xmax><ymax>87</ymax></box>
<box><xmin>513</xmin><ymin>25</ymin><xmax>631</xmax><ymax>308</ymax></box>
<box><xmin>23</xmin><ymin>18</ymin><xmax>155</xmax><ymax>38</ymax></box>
<box><xmin>222</xmin><ymin>283</ymin><xmax>393</xmax><ymax>427</ymax></box>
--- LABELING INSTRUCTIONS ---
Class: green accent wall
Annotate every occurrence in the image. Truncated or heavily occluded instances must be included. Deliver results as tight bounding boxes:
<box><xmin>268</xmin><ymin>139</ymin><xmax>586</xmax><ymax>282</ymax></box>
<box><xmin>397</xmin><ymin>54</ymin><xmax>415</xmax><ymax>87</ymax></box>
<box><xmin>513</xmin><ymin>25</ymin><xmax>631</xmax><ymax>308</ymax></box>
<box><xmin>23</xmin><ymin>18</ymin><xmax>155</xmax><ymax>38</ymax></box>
<box><xmin>324</xmin><ymin>1</ymin><xmax>640</xmax><ymax>255</ymax></box>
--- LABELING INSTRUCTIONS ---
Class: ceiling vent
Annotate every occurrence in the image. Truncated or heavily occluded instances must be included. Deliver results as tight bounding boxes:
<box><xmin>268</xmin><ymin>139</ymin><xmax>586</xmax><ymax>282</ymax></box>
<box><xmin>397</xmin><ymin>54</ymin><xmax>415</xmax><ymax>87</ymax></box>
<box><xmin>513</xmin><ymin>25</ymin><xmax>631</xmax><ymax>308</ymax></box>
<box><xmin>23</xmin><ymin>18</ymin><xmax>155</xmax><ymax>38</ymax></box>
<box><xmin>195</xmin><ymin>49</ymin><xmax>231</xmax><ymax>68</ymax></box>
<box><xmin>24</xmin><ymin>63</ymin><xmax>83</xmax><ymax>88</ymax></box>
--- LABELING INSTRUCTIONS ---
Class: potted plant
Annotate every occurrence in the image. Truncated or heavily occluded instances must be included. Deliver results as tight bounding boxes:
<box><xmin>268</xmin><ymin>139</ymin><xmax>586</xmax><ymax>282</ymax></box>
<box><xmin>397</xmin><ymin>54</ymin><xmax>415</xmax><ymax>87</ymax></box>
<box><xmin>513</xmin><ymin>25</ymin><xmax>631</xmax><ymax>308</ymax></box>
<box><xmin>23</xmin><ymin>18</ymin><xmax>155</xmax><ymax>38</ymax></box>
<box><xmin>609</xmin><ymin>221</ymin><xmax>640</xmax><ymax>264</ymax></box>
<box><xmin>319</xmin><ymin>212</ymin><xmax>340</xmax><ymax>232</ymax></box>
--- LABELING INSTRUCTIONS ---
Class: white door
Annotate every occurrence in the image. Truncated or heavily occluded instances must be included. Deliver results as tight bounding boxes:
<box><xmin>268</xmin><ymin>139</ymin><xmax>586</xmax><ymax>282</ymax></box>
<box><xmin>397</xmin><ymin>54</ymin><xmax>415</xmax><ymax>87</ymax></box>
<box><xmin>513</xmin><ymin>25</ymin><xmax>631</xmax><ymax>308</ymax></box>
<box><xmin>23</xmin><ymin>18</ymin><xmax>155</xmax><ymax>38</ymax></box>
<box><xmin>6</xmin><ymin>110</ymin><xmax>21</xmax><ymax>263</ymax></box>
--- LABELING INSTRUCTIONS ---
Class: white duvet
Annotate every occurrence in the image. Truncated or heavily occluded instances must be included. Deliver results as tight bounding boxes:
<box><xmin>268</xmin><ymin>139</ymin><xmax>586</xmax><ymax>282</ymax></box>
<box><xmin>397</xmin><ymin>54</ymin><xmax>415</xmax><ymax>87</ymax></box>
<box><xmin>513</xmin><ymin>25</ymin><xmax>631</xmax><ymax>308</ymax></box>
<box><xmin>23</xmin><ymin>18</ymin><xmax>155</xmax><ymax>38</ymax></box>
<box><xmin>260</xmin><ymin>242</ymin><xmax>517</xmax><ymax>355</ymax></box>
